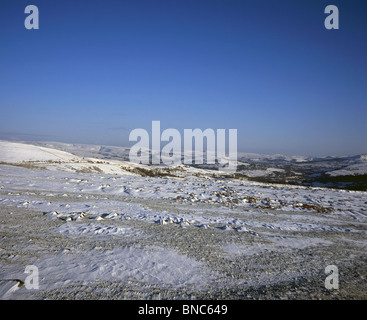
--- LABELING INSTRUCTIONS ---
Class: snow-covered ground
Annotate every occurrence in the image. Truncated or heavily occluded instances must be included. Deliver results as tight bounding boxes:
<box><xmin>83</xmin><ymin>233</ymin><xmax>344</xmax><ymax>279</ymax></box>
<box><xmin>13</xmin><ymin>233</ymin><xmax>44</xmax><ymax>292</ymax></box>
<box><xmin>1</xmin><ymin>140</ymin><xmax>366</xmax><ymax>299</ymax></box>
<box><xmin>0</xmin><ymin>141</ymin><xmax>77</xmax><ymax>163</ymax></box>
<box><xmin>326</xmin><ymin>156</ymin><xmax>367</xmax><ymax>176</ymax></box>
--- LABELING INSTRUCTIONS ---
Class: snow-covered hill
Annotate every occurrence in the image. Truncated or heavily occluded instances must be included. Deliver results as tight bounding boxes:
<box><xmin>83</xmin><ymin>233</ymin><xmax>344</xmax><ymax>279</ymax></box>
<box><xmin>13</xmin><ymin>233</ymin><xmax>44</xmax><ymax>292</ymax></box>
<box><xmin>0</xmin><ymin>141</ymin><xmax>78</xmax><ymax>163</ymax></box>
<box><xmin>1</xmin><ymin>139</ymin><xmax>367</xmax><ymax>300</ymax></box>
<box><xmin>1</xmin><ymin>140</ymin><xmax>366</xmax><ymax>190</ymax></box>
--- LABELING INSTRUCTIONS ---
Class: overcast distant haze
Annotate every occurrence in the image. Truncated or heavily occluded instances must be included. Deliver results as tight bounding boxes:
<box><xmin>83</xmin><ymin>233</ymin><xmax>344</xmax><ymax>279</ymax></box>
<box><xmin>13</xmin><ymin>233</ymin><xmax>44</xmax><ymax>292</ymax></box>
<box><xmin>0</xmin><ymin>0</ymin><xmax>366</xmax><ymax>157</ymax></box>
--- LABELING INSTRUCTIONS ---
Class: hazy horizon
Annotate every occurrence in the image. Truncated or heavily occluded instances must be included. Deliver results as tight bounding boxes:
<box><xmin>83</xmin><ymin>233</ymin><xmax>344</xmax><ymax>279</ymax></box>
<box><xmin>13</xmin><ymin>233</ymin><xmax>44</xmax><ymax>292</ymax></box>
<box><xmin>1</xmin><ymin>133</ymin><xmax>366</xmax><ymax>159</ymax></box>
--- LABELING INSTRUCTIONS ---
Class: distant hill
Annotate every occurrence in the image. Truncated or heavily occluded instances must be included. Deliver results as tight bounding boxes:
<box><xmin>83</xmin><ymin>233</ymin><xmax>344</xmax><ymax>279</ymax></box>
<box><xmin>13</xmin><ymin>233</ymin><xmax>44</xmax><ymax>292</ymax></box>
<box><xmin>2</xmin><ymin>140</ymin><xmax>366</xmax><ymax>191</ymax></box>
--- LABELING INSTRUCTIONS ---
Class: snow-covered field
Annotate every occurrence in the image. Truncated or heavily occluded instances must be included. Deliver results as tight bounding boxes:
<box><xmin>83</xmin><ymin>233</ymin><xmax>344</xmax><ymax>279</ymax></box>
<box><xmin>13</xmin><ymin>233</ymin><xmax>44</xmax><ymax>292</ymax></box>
<box><xmin>1</xmin><ymin>140</ymin><xmax>366</xmax><ymax>299</ymax></box>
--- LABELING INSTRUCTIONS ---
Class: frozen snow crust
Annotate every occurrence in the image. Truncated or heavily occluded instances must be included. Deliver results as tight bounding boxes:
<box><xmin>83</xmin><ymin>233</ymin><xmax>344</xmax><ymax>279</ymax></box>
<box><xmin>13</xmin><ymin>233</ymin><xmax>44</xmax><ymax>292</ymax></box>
<box><xmin>1</xmin><ymin>141</ymin><xmax>366</xmax><ymax>299</ymax></box>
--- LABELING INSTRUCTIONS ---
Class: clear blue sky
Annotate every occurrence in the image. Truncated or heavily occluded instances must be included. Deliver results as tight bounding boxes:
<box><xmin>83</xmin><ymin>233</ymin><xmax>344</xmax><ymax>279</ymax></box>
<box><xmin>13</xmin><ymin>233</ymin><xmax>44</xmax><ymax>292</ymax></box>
<box><xmin>0</xmin><ymin>0</ymin><xmax>366</xmax><ymax>156</ymax></box>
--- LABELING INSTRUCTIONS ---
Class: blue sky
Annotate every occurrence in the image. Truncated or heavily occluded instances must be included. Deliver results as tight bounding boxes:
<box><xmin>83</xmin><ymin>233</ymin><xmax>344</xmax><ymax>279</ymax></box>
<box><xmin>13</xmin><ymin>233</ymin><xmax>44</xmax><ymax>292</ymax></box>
<box><xmin>0</xmin><ymin>0</ymin><xmax>366</xmax><ymax>156</ymax></box>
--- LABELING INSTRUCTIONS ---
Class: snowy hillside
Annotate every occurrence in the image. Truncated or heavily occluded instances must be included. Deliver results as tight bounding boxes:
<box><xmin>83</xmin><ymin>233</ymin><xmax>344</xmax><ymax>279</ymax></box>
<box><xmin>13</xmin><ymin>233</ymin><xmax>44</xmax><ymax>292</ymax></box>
<box><xmin>2</xmin><ymin>140</ymin><xmax>366</xmax><ymax>191</ymax></box>
<box><xmin>1</xmin><ymin>140</ymin><xmax>367</xmax><ymax>300</ymax></box>
<box><xmin>0</xmin><ymin>141</ymin><xmax>78</xmax><ymax>163</ymax></box>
